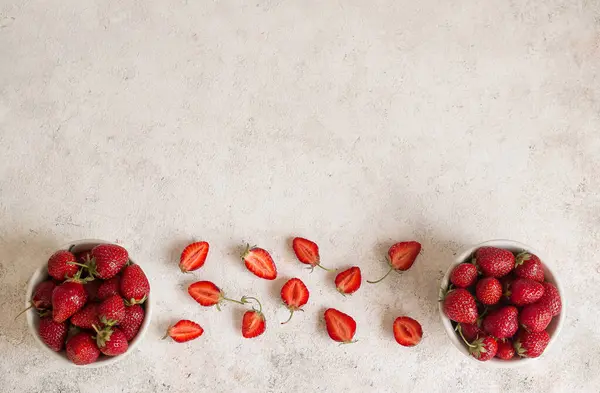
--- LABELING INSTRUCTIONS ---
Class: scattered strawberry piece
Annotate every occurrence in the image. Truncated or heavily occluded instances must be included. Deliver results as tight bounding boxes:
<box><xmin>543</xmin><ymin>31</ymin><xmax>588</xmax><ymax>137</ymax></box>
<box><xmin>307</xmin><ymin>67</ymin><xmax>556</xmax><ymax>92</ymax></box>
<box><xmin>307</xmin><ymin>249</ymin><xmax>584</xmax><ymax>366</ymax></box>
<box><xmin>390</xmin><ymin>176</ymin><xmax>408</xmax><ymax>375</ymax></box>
<box><xmin>324</xmin><ymin>308</ymin><xmax>357</xmax><ymax>343</ymax></box>
<box><xmin>71</xmin><ymin>303</ymin><xmax>100</xmax><ymax>329</ymax></box>
<box><xmin>335</xmin><ymin>267</ymin><xmax>362</xmax><ymax>295</ymax></box>
<box><xmin>47</xmin><ymin>250</ymin><xmax>79</xmax><ymax>281</ymax></box>
<box><xmin>66</xmin><ymin>332</ymin><xmax>101</xmax><ymax>365</ymax></box>
<box><xmin>52</xmin><ymin>271</ymin><xmax>90</xmax><ymax>323</ymax></box>
<box><xmin>482</xmin><ymin>306</ymin><xmax>519</xmax><ymax>339</ymax></box>
<box><xmin>514</xmin><ymin>252</ymin><xmax>545</xmax><ymax>282</ymax></box>
<box><xmin>97</xmin><ymin>276</ymin><xmax>121</xmax><ymax>301</ymax></box>
<box><xmin>514</xmin><ymin>329</ymin><xmax>550</xmax><ymax>358</ymax></box>
<box><xmin>121</xmin><ymin>304</ymin><xmax>145</xmax><ymax>341</ymax></box>
<box><xmin>507</xmin><ymin>278</ymin><xmax>545</xmax><ymax>306</ymax></box>
<box><xmin>442</xmin><ymin>288</ymin><xmax>478</xmax><ymax>324</ymax></box>
<box><xmin>188</xmin><ymin>281</ymin><xmax>248</xmax><ymax>310</ymax></box>
<box><xmin>88</xmin><ymin>244</ymin><xmax>129</xmax><ymax>279</ymax></box>
<box><xmin>98</xmin><ymin>294</ymin><xmax>126</xmax><ymax>326</ymax></box>
<box><xmin>537</xmin><ymin>282</ymin><xmax>562</xmax><ymax>317</ymax></box>
<box><xmin>38</xmin><ymin>316</ymin><xmax>68</xmax><ymax>352</ymax></box>
<box><xmin>179</xmin><ymin>241</ymin><xmax>210</xmax><ymax>273</ymax></box>
<box><xmin>449</xmin><ymin>263</ymin><xmax>478</xmax><ymax>288</ymax></box>
<box><xmin>120</xmin><ymin>264</ymin><xmax>150</xmax><ymax>305</ymax></box>
<box><xmin>292</xmin><ymin>237</ymin><xmax>333</xmax><ymax>272</ymax></box>
<box><xmin>95</xmin><ymin>326</ymin><xmax>129</xmax><ymax>356</ymax></box>
<box><xmin>457</xmin><ymin>323</ymin><xmax>483</xmax><ymax>342</ymax></box>
<box><xmin>280</xmin><ymin>278</ymin><xmax>309</xmax><ymax>324</ymax></box>
<box><xmin>368</xmin><ymin>241</ymin><xmax>421</xmax><ymax>284</ymax></box>
<box><xmin>242</xmin><ymin>298</ymin><xmax>266</xmax><ymax>338</ymax></box>
<box><xmin>393</xmin><ymin>316</ymin><xmax>423</xmax><ymax>347</ymax></box>
<box><xmin>496</xmin><ymin>339</ymin><xmax>515</xmax><ymax>360</ymax></box>
<box><xmin>165</xmin><ymin>320</ymin><xmax>204</xmax><ymax>343</ymax></box>
<box><xmin>519</xmin><ymin>303</ymin><xmax>552</xmax><ymax>332</ymax></box>
<box><xmin>475</xmin><ymin>277</ymin><xmax>502</xmax><ymax>305</ymax></box>
<box><xmin>240</xmin><ymin>245</ymin><xmax>277</xmax><ymax>280</ymax></box>
<box><xmin>474</xmin><ymin>247</ymin><xmax>514</xmax><ymax>278</ymax></box>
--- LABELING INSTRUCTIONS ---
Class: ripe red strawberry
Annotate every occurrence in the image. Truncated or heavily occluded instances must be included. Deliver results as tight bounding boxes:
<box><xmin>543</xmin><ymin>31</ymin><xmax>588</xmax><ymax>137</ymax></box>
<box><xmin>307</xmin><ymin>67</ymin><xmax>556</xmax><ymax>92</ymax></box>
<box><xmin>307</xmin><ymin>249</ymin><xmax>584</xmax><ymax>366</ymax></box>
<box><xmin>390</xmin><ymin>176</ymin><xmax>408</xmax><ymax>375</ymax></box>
<box><xmin>242</xmin><ymin>298</ymin><xmax>266</xmax><ymax>338</ymax></box>
<box><xmin>468</xmin><ymin>336</ymin><xmax>498</xmax><ymax>361</ymax></box>
<box><xmin>514</xmin><ymin>329</ymin><xmax>550</xmax><ymax>358</ymax></box>
<box><xmin>457</xmin><ymin>323</ymin><xmax>483</xmax><ymax>342</ymax></box>
<box><xmin>335</xmin><ymin>267</ymin><xmax>362</xmax><ymax>295</ymax></box>
<box><xmin>393</xmin><ymin>316</ymin><xmax>422</xmax><ymax>347</ymax></box>
<box><xmin>38</xmin><ymin>316</ymin><xmax>68</xmax><ymax>352</ymax></box>
<box><xmin>88</xmin><ymin>244</ymin><xmax>129</xmax><ymax>279</ymax></box>
<box><xmin>280</xmin><ymin>278</ymin><xmax>309</xmax><ymax>324</ymax></box>
<box><xmin>496</xmin><ymin>339</ymin><xmax>515</xmax><ymax>360</ymax></box>
<box><xmin>476</xmin><ymin>277</ymin><xmax>502</xmax><ymax>305</ymax></box>
<box><xmin>66</xmin><ymin>332</ymin><xmax>101</xmax><ymax>365</ymax></box>
<box><xmin>52</xmin><ymin>273</ymin><xmax>89</xmax><ymax>323</ymax></box>
<box><xmin>324</xmin><ymin>308</ymin><xmax>357</xmax><ymax>343</ymax></box>
<box><xmin>179</xmin><ymin>241</ymin><xmax>209</xmax><ymax>273</ymax></box>
<box><xmin>84</xmin><ymin>279</ymin><xmax>101</xmax><ymax>302</ymax></box>
<box><xmin>520</xmin><ymin>303</ymin><xmax>552</xmax><ymax>332</ymax></box>
<box><xmin>514</xmin><ymin>252</ymin><xmax>544</xmax><ymax>282</ymax></box>
<box><xmin>75</xmin><ymin>250</ymin><xmax>92</xmax><ymax>264</ymax></box>
<box><xmin>240</xmin><ymin>245</ymin><xmax>277</xmax><ymax>280</ymax></box>
<box><xmin>507</xmin><ymin>278</ymin><xmax>545</xmax><ymax>306</ymax></box>
<box><xmin>47</xmin><ymin>250</ymin><xmax>79</xmax><ymax>281</ymax></box>
<box><xmin>188</xmin><ymin>281</ymin><xmax>247</xmax><ymax>310</ymax></box>
<box><xmin>97</xmin><ymin>276</ymin><xmax>121</xmax><ymax>301</ymax></box>
<box><xmin>98</xmin><ymin>295</ymin><xmax>126</xmax><ymax>326</ymax></box>
<box><xmin>71</xmin><ymin>303</ymin><xmax>100</xmax><ymax>329</ymax></box>
<box><xmin>474</xmin><ymin>247</ymin><xmax>514</xmax><ymax>278</ymax></box>
<box><xmin>292</xmin><ymin>237</ymin><xmax>333</xmax><ymax>271</ymax></box>
<box><xmin>16</xmin><ymin>280</ymin><xmax>57</xmax><ymax>319</ymax></box>
<box><xmin>165</xmin><ymin>320</ymin><xmax>204</xmax><ymax>343</ymax></box>
<box><xmin>95</xmin><ymin>326</ymin><xmax>128</xmax><ymax>356</ymax></box>
<box><xmin>442</xmin><ymin>288</ymin><xmax>478</xmax><ymax>324</ymax></box>
<box><xmin>121</xmin><ymin>304</ymin><xmax>145</xmax><ymax>341</ymax></box>
<box><xmin>537</xmin><ymin>282</ymin><xmax>562</xmax><ymax>316</ymax></box>
<box><xmin>368</xmin><ymin>241</ymin><xmax>421</xmax><ymax>284</ymax></box>
<box><xmin>482</xmin><ymin>306</ymin><xmax>519</xmax><ymax>339</ymax></box>
<box><xmin>449</xmin><ymin>263</ymin><xmax>478</xmax><ymax>288</ymax></box>
<box><xmin>120</xmin><ymin>264</ymin><xmax>150</xmax><ymax>305</ymax></box>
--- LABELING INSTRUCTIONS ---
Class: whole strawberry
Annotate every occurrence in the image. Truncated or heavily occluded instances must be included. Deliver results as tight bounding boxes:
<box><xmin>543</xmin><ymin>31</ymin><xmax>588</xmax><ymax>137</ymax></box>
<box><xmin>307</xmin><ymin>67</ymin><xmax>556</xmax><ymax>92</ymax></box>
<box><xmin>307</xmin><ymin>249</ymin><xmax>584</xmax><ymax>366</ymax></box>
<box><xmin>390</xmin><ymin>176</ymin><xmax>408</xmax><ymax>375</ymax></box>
<box><xmin>52</xmin><ymin>272</ymin><xmax>90</xmax><ymax>323</ymax></box>
<box><xmin>514</xmin><ymin>252</ymin><xmax>544</xmax><ymax>282</ymax></box>
<box><xmin>98</xmin><ymin>294</ymin><xmax>126</xmax><ymax>326</ymax></box>
<box><xmin>120</xmin><ymin>264</ymin><xmax>150</xmax><ymax>305</ymax></box>
<box><xmin>474</xmin><ymin>247</ymin><xmax>514</xmax><ymax>278</ymax></box>
<box><xmin>47</xmin><ymin>250</ymin><xmax>79</xmax><ymax>281</ymax></box>
<box><xmin>457</xmin><ymin>323</ymin><xmax>483</xmax><ymax>342</ymax></box>
<box><xmin>442</xmin><ymin>288</ymin><xmax>478</xmax><ymax>324</ymax></box>
<box><xmin>449</xmin><ymin>263</ymin><xmax>478</xmax><ymax>288</ymax></box>
<box><xmin>469</xmin><ymin>336</ymin><xmax>498</xmax><ymax>361</ymax></box>
<box><xmin>475</xmin><ymin>277</ymin><xmax>502</xmax><ymax>305</ymax></box>
<box><xmin>32</xmin><ymin>281</ymin><xmax>56</xmax><ymax>310</ymax></box>
<box><xmin>520</xmin><ymin>303</ymin><xmax>552</xmax><ymax>332</ymax></box>
<box><xmin>89</xmin><ymin>244</ymin><xmax>129</xmax><ymax>279</ymax></box>
<box><xmin>482</xmin><ymin>306</ymin><xmax>518</xmax><ymax>339</ymax></box>
<box><xmin>507</xmin><ymin>278</ymin><xmax>545</xmax><ymax>306</ymax></box>
<box><xmin>537</xmin><ymin>282</ymin><xmax>562</xmax><ymax>316</ymax></box>
<box><xmin>71</xmin><ymin>303</ymin><xmax>100</xmax><ymax>329</ymax></box>
<box><xmin>514</xmin><ymin>329</ymin><xmax>550</xmax><ymax>358</ymax></box>
<box><xmin>496</xmin><ymin>339</ymin><xmax>515</xmax><ymax>360</ymax></box>
<box><xmin>66</xmin><ymin>332</ymin><xmax>101</xmax><ymax>365</ymax></box>
<box><xmin>95</xmin><ymin>326</ymin><xmax>129</xmax><ymax>356</ymax></box>
<box><xmin>97</xmin><ymin>276</ymin><xmax>121</xmax><ymax>301</ymax></box>
<box><xmin>121</xmin><ymin>304</ymin><xmax>145</xmax><ymax>341</ymax></box>
<box><xmin>38</xmin><ymin>317</ymin><xmax>68</xmax><ymax>352</ymax></box>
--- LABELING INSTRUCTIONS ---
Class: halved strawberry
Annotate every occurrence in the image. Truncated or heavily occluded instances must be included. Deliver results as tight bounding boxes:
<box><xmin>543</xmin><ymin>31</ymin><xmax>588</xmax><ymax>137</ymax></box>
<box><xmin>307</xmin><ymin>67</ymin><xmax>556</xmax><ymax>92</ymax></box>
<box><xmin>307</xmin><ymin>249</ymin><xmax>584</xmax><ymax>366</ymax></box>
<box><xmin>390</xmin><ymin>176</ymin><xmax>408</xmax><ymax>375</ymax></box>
<box><xmin>335</xmin><ymin>267</ymin><xmax>361</xmax><ymax>295</ymax></box>
<box><xmin>164</xmin><ymin>320</ymin><xmax>204</xmax><ymax>343</ymax></box>
<box><xmin>292</xmin><ymin>237</ymin><xmax>333</xmax><ymax>271</ymax></box>
<box><xmin>324</xmin><ymin>308</ymin><xmax>356</xmax><ymax>343</ymax></box>
<box><xmin>188</xmin><ymin>281</ymin><xmax>247</xmax><ymax>310</ymax></box>
<box><xmin>240</xmin><ymin>245</ymin><xmax>277</xmax><ymax>280</ymax></box>
<box><xmin>242</xmin><ymin>298</ymin><xmax>266</xmax><ymax>338</ymax></box>
<box><xmin>393</xmin><ymin>316</ymin><xmax>423</xmax><ymax>347</ymax></box>
<box><xmin>368</xmin><ymin>241</ymin><xmax>421</xmax><ymax>284</ymax></box>
<box><xmin>179</xmin><ymin>241</ymin><xmax>210</xmax><ymax>273</ymax></box>
<box><xmin>280</xmin><ymin>278</ymin><xmax>309</xmax><ymax>324</ymax></box>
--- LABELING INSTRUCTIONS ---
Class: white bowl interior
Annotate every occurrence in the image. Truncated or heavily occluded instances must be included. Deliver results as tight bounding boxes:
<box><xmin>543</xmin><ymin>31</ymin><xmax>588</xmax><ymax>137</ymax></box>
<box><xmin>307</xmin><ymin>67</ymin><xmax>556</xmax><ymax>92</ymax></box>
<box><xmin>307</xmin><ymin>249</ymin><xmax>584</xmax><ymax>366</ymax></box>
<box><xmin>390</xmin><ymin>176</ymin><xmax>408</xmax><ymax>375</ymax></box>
<box><xmin>26</xmin><ymin>239</ymin><xmax>152</xmax><ymax>368</ymax></box>
<box><xmin>439</xmin><ymin>239</ymin><xmax>565</xmax><ymax>368</ymax></box>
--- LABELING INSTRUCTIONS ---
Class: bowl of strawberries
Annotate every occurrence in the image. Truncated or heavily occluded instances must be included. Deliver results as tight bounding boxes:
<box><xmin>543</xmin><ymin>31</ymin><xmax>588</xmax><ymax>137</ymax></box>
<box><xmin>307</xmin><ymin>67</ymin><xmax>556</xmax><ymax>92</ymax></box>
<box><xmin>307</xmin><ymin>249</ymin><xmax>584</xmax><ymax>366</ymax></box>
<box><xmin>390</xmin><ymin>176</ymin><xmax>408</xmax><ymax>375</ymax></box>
<box><xmin>24</xmin><ymin>239</ymin><xmax>151</xmax><ymax>367</ymax></box>
<box><xmin>439</xmin><ymin>239</ymin><xmax>565</xmax><ymax>366</ymax></box>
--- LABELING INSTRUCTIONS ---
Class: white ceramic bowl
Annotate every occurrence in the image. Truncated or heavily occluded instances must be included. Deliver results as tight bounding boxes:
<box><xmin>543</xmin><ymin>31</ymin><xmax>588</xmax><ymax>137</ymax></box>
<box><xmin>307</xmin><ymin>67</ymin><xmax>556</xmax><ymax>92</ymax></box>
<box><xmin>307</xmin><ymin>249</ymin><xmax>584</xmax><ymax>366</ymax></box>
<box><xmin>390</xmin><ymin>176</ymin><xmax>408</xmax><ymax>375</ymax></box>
<box><xmin>26</xmin><ymin>239</ymin><xmax>152</xmax><ymax>368</ymax></box>
<box><xmin>439</xmin><ymin>239</ymin><xmax>566</xmax><ymax>367</ymax></box>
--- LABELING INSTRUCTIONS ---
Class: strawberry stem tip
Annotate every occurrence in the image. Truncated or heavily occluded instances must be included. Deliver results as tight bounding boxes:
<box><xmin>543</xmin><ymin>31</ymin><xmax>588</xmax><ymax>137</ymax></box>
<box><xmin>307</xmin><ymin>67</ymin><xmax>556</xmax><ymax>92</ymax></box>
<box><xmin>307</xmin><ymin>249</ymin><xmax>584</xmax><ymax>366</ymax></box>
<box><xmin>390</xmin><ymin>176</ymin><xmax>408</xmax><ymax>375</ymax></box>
<box><xmin>221</xmin><ymin>297</ymin><xmax>248</xmax><ymax>306</ymax></box>
<box><xmin>14</xmin><ymin>303</ymin><xmax>34</xmax><ymax>320</ymax></box>
<box><xmin>241</xmin><ymin>296</ymin><xmax>262</xmax><ymax>313</ymax></box>
<box><xmin>367</xmin><ymin>266</ymin><xmax>393</xmax><ymax>284</ymax></box>
<box><xmin>316</xmin><ymin>264</ymin><xmax>335</xmax><ymax>272</ymax></box>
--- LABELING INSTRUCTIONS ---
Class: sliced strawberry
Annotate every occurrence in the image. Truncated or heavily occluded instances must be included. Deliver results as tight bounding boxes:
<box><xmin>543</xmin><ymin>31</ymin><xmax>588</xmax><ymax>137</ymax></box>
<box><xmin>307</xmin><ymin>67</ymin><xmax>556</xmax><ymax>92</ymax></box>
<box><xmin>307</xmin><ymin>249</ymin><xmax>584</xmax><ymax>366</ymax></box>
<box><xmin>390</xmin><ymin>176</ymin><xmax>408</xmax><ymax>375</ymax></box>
<box><xmin>242</xmin><ymin>310</ymin><xmax>266</xmax><ymax>338</ymax></box>
<box><xmin>324</xmin><ymin>308</ymin><xmax>356</xmax><ymax>343</ymax></box>
<box><xmin>188</xmin><ymin>281</ymin><xmax>247</xmax><ymax>310</ymax></box>
<box><xmin>335</xmin><ymin>267</ymin><xmax>361</xmax><ymax>295</ymax></box>
<box><xmin>280</xmin><ymin>278</ymin><xmax>309</xmax><ymax>324</ymax></box>
<box><xmin>165</xmin><ymin>320</ymin><xmax>204</xmax><ymax>343</ymax></box>
<box><xmin>241</xmin><ymin>245</ymin><xmax>277</xmax><ymax>280</ymax></box>
<box><xmin>368</xmin><ymin>241</ymin><xmax>421</xmax><ymax>284</ymax></box>
<box><xmin>179</xmin><ymin>241</ymin><xmax>210</xmax><ymax>273</ymax></box>
<box><xmin>393</xmin><ymin>316</ymin><xmax>423</xmax><ymax>347</ymax></box>
<box><xmin>292</xmin><ymin>237</ymin><xmax>333</xmax><ymax>271</ymax></box>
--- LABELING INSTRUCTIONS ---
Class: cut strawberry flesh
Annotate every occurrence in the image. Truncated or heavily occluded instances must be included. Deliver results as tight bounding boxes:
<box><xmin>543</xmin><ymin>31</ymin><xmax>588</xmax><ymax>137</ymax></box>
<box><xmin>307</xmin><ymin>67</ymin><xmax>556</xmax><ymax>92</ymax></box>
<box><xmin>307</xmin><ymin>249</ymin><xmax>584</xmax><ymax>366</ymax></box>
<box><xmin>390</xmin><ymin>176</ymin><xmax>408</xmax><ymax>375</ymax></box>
<box><xmin>188</xmin><ymin>281</ymin><xmax>221</xmax><ymax>306</ymax></box>
<box><xmin>393</xmin><ymin>317</ymin><xmax>423</xmax><ymax>347</ymax></box>
<box><xmin>389</xmin><ymin>241</ymin><xmax>421</xmax><ymax>271</ymax></box>
<box><xmin>168</xmin><ymin>320</ymin><xmax>204</xmax><ymax>343</ymax></box>
<box><xmin>292</xmin><ymin>237</ymin><xmax>319</xmax><ymax>265</ymax></box>
<box><xmin>242</xmin><ymin>247</ymin><xmax>277</xmax><ymax>280</ymax></box>
<box><xmin>242</xmin><ymin>311</ymin><xmax>266</xmax><ymax>338</ymax></box>
<box><xmin>180</xmin><ymin>242</ymin><xmax>209</xmax><ymax>272</ymax></box>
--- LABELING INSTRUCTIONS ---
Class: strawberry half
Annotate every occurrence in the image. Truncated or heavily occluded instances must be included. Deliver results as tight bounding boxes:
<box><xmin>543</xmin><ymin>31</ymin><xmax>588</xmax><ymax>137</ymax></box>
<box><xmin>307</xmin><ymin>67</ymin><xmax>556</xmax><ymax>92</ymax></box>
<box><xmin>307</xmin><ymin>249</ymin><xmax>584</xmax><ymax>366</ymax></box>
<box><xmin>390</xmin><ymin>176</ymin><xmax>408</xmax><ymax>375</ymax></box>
<box><xmin>280</xmin><ymin>278</ymin><xmax>309</xmax><ymax>324</ymax></box>
<box><xmin>179</xmin><ymin>241</ymin><xmax>209</xmax><ymax>273</ymax></box>
<box><xmin>165</xmin><ymin>320</ymin><xmax>204</xmax><ymax>343</ymax></box>
<box><xmin>335</xmin><ymin>267</ymin><xmax>361</xmax><ymax>295</ymax></box>
<box><xmin>188</xmin><ymin>281</ymin><xmax>248</xmax><ymax>310</ymax></box>
<box><xmin>324</xmin><ymin>308</ymin><xmax>356</xmax><ymax>343</ymax></box>
<box><xmin>393</xmin><ymin>316</ymin><xmax>423</xmax><ymax>347</ymax></box>
<box><xmin>242</xmin><ymin>298</ymin><xmax>266</xmax><ymax>338</ymax></box>
<box><xmin>368</xmin><ymin>241</ymin><xmax>421</xmax><ymax>284</ymax></box>
<box><xmin>292</xmin><ymin>237</ymin><xmax>333</xmax><ymax>272</ymax></box>
<box><xmin>240</xmin><ymin>244</ymin><xmax>277</xmax><ymax>280</ymax></box>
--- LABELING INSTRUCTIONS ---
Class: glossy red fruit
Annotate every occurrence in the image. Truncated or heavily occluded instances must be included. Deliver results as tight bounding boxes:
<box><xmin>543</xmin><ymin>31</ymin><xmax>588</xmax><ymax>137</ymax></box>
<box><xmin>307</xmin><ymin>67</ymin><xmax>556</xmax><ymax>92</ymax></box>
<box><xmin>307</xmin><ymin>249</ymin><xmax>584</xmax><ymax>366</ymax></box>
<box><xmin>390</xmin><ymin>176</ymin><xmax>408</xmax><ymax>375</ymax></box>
<box><xmin>98</xmin><ymin>295</ymin><xmax>126</xmax><ymax>326</ymax></box>
<box><xmin>442</xmin><ymin>288</ymin><xmax>478</xmax><ymax>324</ymax></box>
<box><xmin>474</xmin><ymin>247</ymin><xmax>514</xmax><ymax>278</ymax></box>
<box><xmin>121</xmin><ymin>304</ymin><xmax>145</xmax><ymax>341</ymax></box>
<box><xmin>242</xmin><ymin>300</ymin><xmax>267</xmax><ymax>339</ymax></box>
<box><xmin>84</xmin><ymin>279</ymin><xmax>101</xmax><ymax>302</ymax></box>
<box><xmin>38</xmin><ymin>317</ymin><xmax>68</xmax><ymax>352</ymax></box>
<box><xmin>179</xmin><ymin>241</ymin><xmax>209</xmax><ymax>273</ymax></box>
<box><xmin>66</xmin><ymin>332</ymin><xmax>101</xmax><ymax>365</ymax></box>
<box><xmin>32</xmin><ymin>281</ymin><xmax>56</xmax><ymax>310</ymax></box>
<box><xmin>188</xmin><ymin>281</ymin><xmax>246</xmax><ymax>310</ymax></box>
<box><xmin>514</xmin><ymin>252</ymin><xmax>544</xmax><ymax>282</ymax></box>
<box><xmin>449</xmin><ymin>263</ymin><xmax>478</xmax><ymax>288</ymax></box>
<box><xmin>165</xmin><ymin>320</ymin><xmax>204</xmax><ymax>343</ymax></box>
<box><xmin>482</xmin><ymin>306</ymin><xmax>519</xmax><ymax>339</ymax></box>
<box><xmin>335</xmin><ymin>267</ymin><xmax>362</xmax><ymax>295</ymax></box>
<box><xmin>496</xmin><ymin>339</ymin><xmax>515</xmax><ymax>360</ymax></box>
<box><xmin>280</xmin><ymin>278</ymin><xmax>309</xmax><ymax>324</ymax></box>
<box><xmin>292</xmin><ymin>237</ymin><xmax>333</xmax><ymax>271</ymax></box>
<box><xmin>457</xmin><ymin>323</ymin><xmax>483</xmax><ymax>342</ymax></box>
<box><xmin>468</xmin><ymin>336</ymin><xmax>498</xmax><ymax>361</ymax></box>
<box><xmin>96</xmin><ymin>327</ymin><xmax>128</xmax><ymax>356</ymax></box>
<box><xmin>47</xmin><ymin>250</ymin><xmax>78</xmax><ymax>281</ymax></box>
<box><xmin>476</xmin><ymin>277</ymin><xmax>502</xmax><ymax>305</ymax></box>
<box><xmin>393</xmin><ymin>317</ymin><xmax>423</xmax><ymax>347</ymax></box>
<box><xmin>520</xmin><ymin>303</ymin><xmax>552</xmax><ymax>332</ymax></box>
<box><xmin>324</xmin><ymin>308</ymin><xmax>356</xmax><ymax>343</ymax></box>
<box><xmin>537</xmin><ymin>282</ymin><xmax>562</xmax><ymax>316</ymax></box>
<box><xmin>368</xmin><ymin>241</ymin><xmax>421</xmax><ymax>284</ymax></box>
<box><xmin>89</xmin><ymin>244</ymin><xmax>129</xmax><ymax>279</ymax></box>
<box><xmin>240</xmin><ymin>245</ymin><xmax>277</xmax><ymax>280</ymax></box>
<box><xmin>514</xmin><ymin>329</ymin><xmax>550</xmax><ymax>358</ymax></box>
<box><xmin>507</xmin><ymin>278</ymin><xmax>545</xmax><ymax>306</ymax></box>
<box><xmin>97</xmin><ymin>276</ymin><xmax>121</xmax><ymax>301</ymax></box>
<box><xmin>71</xmin><ymin>303</ymin><xmax>100</xmax><ymax>329</ymax></box>
<box><xmin>120</xmin><ymin>264</ymin><xmax>150</xmax><ymax>305</ymax></box>
<box><xmin>52</xmin><ymin>280</ymin><xmax>89</xmax><ymax>323</ymax></box>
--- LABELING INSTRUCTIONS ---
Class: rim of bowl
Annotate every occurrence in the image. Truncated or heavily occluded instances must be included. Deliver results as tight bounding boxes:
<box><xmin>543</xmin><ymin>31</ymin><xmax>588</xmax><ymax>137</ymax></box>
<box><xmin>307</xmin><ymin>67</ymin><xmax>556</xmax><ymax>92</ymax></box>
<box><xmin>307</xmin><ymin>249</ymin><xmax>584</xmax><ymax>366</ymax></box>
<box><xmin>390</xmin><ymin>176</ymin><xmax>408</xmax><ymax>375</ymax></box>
<box><xmin>25</xmin><ymin>239</ymin><xmax>152</xmax><ymax>368</ymax></box>
<box><xmin>438</xmin><ymin>239</ymin><xmax>566</xmax><ymax>368</ymax></box>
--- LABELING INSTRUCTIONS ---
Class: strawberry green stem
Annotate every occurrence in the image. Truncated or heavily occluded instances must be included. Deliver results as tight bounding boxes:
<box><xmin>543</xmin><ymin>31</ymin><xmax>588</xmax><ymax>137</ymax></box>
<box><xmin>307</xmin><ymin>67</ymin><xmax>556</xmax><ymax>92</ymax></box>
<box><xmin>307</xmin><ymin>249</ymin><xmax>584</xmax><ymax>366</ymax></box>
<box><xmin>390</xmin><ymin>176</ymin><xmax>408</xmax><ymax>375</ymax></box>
<box><xmin>456</xmin><ymin>324</ymin><xmax>476</xmax><ymax>348</ymax></box>
<box><xmin>367</xmin><ymin>266</ymin><xmax>393</xmax><ymax>284</ymax></box>
<box><xmin>222</xmin><ymin>297</ymin><xmax>247</xmax><ymax>306</ymax></box>
<box><xmin>316</xmin><ymin>264</ymin><xmax>335</xmax><ymax>272</ymax></box>
<box><xmin>339</xmin><ymin>339</ymin><xmax>358</xmax><ymax>345</ymax></box>
<box><xmin>241</xmin><ymin>296</ymin><xmax>262</xmax><ymax>313</ymax></box>
<box><xmin>14</xmin><ymin>303</ymin><xmax>33</xmax><ymax>320</ymax></box>
<box><xmin>281</xmin><ymin>309</ymin><xmax>295</xmax><ymax>325</ymax></box>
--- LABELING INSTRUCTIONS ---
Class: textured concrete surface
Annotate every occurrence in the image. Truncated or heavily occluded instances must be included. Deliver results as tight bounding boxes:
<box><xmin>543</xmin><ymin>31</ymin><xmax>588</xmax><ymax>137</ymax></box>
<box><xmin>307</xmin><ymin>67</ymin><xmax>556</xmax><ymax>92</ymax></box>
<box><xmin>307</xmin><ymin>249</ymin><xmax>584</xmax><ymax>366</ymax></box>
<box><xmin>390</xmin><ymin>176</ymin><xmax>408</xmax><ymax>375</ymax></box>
<box><xmin>1</xmin><ymin>0</ymin><xmax>599</xmax><ymax>391</ymax></box>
